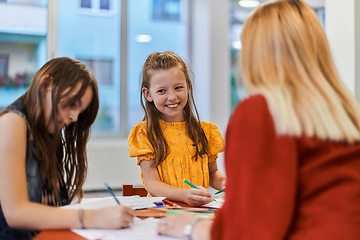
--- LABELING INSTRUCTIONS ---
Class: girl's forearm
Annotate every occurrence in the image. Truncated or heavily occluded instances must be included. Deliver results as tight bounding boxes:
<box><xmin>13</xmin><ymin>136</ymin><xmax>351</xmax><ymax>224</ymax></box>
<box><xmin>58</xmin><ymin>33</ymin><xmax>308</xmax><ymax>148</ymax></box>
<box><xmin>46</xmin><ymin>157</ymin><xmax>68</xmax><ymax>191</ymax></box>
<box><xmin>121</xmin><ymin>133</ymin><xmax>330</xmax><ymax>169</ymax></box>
<box><xmin>5</xmin><ymin>202</ymin><xmax>81</xmax><ymax>230</ymax></box>
<box><xmin>146</xmin><ymin>179</ymin><xmax>190</xmax><ymax>203</ymax></box>
<box><xmin>209</xmin><ymin>170</ymin><xmax>225</xmax><ymax>190</ymax></box>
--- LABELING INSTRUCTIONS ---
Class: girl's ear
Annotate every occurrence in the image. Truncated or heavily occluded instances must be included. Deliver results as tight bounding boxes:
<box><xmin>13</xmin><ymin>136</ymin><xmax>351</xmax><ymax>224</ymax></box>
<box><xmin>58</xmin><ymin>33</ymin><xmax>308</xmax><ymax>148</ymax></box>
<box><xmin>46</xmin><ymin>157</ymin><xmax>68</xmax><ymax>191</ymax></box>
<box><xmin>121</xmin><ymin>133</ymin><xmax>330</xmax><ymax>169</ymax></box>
<box><xmin>40</xmin><ymin>75</ymin><xmax>53</xmax><ymax>94</ymax></box>
<box><xmin>142</xmin><ymin>87</ymin><xmax>152</xmax><ymax>102</ymax></box>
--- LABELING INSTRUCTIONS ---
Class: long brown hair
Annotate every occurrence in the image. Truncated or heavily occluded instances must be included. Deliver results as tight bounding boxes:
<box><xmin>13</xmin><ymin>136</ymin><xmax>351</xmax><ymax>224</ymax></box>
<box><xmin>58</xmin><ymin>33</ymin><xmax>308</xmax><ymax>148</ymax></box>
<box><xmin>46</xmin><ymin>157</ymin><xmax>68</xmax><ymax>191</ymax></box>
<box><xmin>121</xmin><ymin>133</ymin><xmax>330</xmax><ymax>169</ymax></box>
<box><xmin>240</xmin><ymin>0</ymin><xmax>360</xmax><ymax>142</ymax></box>
<box><xmin>140</xmin><ymin>51</ymin><xmax>209</xmax><ymax>166</ymax></box>
<box><xmin>11</xmin><ymin>57</ymin><xmax>99</xmax><ymax>202</ymax></box>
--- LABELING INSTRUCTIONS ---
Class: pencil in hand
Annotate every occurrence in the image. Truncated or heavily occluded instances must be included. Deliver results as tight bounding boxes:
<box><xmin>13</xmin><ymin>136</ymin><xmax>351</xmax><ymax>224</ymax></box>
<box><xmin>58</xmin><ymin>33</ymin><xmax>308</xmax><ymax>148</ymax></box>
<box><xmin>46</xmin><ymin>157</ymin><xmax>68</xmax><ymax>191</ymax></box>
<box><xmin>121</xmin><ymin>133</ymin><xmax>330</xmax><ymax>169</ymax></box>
<box><xmin>104</xmin><ymin>181</ymin><xmax>121</xmax><ymax>204</ymax></box>
<box><xmin>214</xmin><ymin>189</ymin><xmax>225</xmax><ymax>195</ymax></box>
<box><xmin>183</xmin><ymin>179</ymin><xmax>199</xmax><ymax>189</ymax></box>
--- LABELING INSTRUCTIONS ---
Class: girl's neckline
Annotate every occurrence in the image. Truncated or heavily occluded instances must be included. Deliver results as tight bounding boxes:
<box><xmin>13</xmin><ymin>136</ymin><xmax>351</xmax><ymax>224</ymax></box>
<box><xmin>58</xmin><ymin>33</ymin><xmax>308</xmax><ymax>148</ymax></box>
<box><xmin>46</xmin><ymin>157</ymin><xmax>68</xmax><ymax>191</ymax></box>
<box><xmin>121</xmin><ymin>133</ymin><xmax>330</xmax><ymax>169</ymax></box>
<box><xmin>159</xmin><ymin>119</ymin><xmax>185</xmax><ymax>127</ymax></box>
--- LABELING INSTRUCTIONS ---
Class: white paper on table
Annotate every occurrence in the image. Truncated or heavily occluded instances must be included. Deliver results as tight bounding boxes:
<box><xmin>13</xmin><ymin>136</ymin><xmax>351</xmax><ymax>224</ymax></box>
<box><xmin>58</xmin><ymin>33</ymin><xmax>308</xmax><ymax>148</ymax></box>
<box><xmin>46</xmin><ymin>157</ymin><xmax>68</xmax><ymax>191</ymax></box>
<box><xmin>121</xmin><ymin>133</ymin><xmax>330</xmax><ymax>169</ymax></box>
<box><xmin>63</xmin><ymin>196</ymin><xmax>166</xmax><ymax>210</ymax></box>
<box><xmin>72</xmin><ymin>217</ymin><xmax>177</xmax><ymax>240</ymax></box>
<box><xmin>202</xmin><ymin>197</ymin><xmax>224</xmax><ymax>209</ymax></box>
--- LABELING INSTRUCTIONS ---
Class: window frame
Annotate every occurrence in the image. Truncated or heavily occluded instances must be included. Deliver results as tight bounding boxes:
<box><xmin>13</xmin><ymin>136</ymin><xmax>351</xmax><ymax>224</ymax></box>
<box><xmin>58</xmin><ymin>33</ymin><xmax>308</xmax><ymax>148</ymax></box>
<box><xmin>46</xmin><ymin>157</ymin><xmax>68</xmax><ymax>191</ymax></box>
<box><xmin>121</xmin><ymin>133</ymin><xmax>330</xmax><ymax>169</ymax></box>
<box><xmin>48</xmin><ymin>0</ymin><xmax>126</xmax><ymax>138</ymax></box>
<box><xmin>0</xmin><ymin>54</ymin><xmax>9</xmax><ymax>78</ymax></box>
<box><xmin>77</xmin><ymin>0</ymin><xmax>116</xmax><ymax>17</ymax></box>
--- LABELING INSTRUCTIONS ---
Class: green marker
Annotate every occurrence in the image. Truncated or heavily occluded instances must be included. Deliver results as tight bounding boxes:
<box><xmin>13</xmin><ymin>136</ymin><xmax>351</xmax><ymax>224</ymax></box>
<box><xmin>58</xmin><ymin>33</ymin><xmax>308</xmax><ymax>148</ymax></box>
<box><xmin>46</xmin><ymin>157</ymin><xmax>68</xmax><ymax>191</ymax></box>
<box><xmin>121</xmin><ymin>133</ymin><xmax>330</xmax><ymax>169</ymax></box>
<box><xmin>183</xmin><ymin>179</ymin><xmax>199</xmax><ymax>189</ymax></box>
<box><xmin>214</xmin><ymin>189</ymin><xmax>225</xmax><ymax>195</ymax></box>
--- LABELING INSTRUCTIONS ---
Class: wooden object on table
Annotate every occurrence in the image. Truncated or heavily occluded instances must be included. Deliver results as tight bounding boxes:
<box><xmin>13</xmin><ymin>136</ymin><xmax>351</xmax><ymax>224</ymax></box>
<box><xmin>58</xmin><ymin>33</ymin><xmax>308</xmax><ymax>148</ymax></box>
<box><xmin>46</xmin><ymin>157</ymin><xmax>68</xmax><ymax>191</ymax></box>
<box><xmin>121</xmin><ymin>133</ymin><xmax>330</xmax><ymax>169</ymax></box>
<box><xmin>122</xmin><ymin>184</ymin><xmax>148</xmax><ymax>197</ymax></box>
<box><xmin>33</xmin><ymin>230</ymin><xmax>86</xmax><ymax>240</ymax></box>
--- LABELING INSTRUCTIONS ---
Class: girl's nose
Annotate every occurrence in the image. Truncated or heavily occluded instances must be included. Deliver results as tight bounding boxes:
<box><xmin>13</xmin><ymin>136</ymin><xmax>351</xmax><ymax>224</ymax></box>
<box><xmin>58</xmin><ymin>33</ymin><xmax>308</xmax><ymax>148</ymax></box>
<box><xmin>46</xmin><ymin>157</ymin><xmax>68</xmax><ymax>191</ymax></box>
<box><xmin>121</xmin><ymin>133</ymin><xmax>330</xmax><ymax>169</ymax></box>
<box><xmin>69</xmin><ymin>110</ymin><xmax>79</xmax><ymax>122</ymax></box>
<box><xmin>167</xmin><ymin>90</ymin><xmax>176</xmax><ymax>101</ymax></box>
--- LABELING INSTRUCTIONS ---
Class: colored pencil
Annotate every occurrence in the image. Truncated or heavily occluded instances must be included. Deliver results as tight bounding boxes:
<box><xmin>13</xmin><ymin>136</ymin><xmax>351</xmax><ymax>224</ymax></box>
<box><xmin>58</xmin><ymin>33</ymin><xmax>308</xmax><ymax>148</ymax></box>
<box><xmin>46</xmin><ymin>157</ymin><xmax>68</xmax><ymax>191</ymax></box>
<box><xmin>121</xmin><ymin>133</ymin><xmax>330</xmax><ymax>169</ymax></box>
<box><xmin>183</xmin><ymin>179</ymin><xmax>199</xmax><ymax>189</ymax></box>
<box><xmin>103</xmin><ymin>182</ymin><xmax>120</xmax><ymax>205</ymax></box>
<box><xmin>163</xmin><ymin>198</ymin><xmax>182</xmax><ymax>208</ymax></box>
<box><xmin>214</xmin><ymin>189</ymin><xmax>225</xmax><ymax>195</ymax></box>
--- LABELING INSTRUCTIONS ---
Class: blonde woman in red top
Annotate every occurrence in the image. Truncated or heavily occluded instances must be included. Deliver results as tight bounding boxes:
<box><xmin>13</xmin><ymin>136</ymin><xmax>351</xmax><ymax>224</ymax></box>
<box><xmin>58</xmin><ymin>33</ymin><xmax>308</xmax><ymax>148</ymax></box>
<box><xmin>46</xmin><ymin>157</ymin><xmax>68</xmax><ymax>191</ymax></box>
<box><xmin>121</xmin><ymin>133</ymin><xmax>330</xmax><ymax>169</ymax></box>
<box><xmin>156</xmin><ymin>0</ymin><xmax>360</xmax><ymax>239</ymax></box>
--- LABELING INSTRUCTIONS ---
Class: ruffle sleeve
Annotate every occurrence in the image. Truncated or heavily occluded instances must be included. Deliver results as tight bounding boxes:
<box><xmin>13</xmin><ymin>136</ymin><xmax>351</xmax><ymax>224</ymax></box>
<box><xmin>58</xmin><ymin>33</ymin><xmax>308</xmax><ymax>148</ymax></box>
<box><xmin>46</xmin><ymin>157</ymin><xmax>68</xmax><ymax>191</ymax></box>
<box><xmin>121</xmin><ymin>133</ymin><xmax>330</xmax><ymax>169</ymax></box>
<box><xmin>127</xmin><ymin>122</ymin><xmax>155</xmax><ymax>165</ymax></box>
<box><xmin>202</xmin><ymin>122</ymin><xmax>225</xmax><ymax>162</ymax></box>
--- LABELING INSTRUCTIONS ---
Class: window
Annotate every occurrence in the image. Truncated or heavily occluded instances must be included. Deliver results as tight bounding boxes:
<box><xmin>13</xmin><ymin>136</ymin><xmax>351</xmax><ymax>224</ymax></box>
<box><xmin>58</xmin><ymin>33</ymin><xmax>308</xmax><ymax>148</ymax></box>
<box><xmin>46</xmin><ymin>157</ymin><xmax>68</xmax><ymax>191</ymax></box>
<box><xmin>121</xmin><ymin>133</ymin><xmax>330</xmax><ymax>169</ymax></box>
<box><xmin>78</xmin><ymin>0</ymin><xmax>114</xmax><ymax>15</ymax></box>
<box><xmin>79</xmin><ymin>59</ymin><xmax>112</xmax><ymax>84</ymax></box>
<box><xmin>229</xmin><ymin>0</ymin><xmax>325</xmax><ymax>110</ymax></box>
<box><xmin>0</xmin><ymin>54</ymin><xmax>9</xmax><ymax>78</ymax></box>
<box><xmin>128</xmin><ymin>0</ymin><xmax>188</xmax><ymax>132</ymax></box>
<box><xmin>0</xmin><ymin>0</ymin><xmax>189</xmax><ymax>135</ymax></box>
<box><xmin>60</xmin><ymin>1</ymin><xmax>120</xmax><ymax>132</ymax></box>
<box><xmin>100</xmin><ymin>0</ymin><xmax>110</xmax><ymax>10</ymax></box>
<box><xmin>80</xmin><ymin>0</ymin><xmax>91</xmax><ymax>8</ymax></box>
<box><xmin>0</xmin><ymin>1</ymin><xmax>47</xmax><ymax>109</ymax></box>
<box><xmin>152</xmin><ymin>0</ymin><xmax>181</xmax><ymax>21</ymax></box>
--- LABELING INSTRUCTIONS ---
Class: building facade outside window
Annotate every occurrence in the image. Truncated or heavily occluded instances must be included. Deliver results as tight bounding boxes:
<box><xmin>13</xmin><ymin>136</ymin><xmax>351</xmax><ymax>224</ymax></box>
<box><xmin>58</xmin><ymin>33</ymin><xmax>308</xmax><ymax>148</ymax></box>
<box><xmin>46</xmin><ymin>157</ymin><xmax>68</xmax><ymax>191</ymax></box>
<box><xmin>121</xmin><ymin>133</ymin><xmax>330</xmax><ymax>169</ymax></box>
<box><xmin>0</xmin><ymin>0</ymin><xmax>47</xmax><ymax>111</ymax></box>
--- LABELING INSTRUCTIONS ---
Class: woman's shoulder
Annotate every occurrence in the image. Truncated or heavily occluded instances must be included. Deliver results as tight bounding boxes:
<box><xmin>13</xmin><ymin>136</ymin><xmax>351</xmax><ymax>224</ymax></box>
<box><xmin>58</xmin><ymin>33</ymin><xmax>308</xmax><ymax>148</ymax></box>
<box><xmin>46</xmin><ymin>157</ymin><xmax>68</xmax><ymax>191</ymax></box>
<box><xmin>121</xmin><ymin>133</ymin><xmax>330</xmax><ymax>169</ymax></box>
<box><xmin>238</xmin><ymin>94</ymin><xmax>268</xmax><ymax>108</ymax></box>
<box><xmin>232</xmin><ymin>94</ymin><xmax>270</xmax><ymax>118</ymax></box>
<box><xmin>228</xmin><ymin>94</ymin><xmax>274</xmax><ymax>134</ymax></box>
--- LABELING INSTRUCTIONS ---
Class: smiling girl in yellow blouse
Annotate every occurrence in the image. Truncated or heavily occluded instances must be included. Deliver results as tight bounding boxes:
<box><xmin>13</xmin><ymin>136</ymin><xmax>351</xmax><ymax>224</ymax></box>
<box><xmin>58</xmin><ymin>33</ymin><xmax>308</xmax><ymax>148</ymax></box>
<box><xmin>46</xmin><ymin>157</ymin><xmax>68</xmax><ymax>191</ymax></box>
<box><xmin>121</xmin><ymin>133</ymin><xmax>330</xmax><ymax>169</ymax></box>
<box><xmin>128</xmin><ymin>51</ymin><xmax>225</xmax><ymax>206</ymax></box>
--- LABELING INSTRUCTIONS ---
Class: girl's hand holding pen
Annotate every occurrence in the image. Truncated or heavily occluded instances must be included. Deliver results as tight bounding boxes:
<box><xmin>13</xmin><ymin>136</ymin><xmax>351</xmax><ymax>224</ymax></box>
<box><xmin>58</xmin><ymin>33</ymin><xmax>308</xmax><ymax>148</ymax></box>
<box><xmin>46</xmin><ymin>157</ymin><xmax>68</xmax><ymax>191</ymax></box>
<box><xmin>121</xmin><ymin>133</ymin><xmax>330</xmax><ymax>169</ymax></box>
<box><xmin>221</xmin><ymin>179</ymin><xmax>226</xmax><ymax>190</ymax></box>
<box><xmin>84</xmin><ymin>181</ymin><xmax>135</xmax><ymax>229</ymax></box>
<box><xmin>186</xmin><ymin>186</ymin><xmax>213</xmax><ymax>207</ymax></box>
<box><xmin>183</xmin><ymin>179</ymin><xmax>212</xmax><ymax>206</ymax></box>
<box><xmin>84</xmin><ymin>205</ymin><xmax>136</xmax><ymax>229</ymax></box>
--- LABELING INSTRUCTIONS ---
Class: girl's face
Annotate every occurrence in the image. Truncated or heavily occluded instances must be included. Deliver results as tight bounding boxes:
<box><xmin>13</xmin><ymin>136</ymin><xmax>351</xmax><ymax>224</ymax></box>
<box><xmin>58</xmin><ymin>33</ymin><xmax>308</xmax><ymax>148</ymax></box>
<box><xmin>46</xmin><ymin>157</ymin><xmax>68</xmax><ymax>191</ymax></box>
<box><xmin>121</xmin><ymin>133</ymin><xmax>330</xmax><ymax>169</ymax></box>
<box><xmin>143</xmin><ymin>67</ymin><xmax>189</xmax><ymax>122</ymax></box>
<box><xmin>43</xmin><ymin>81</ymin><xmax>93</xmax><ymax>133</ymax></box>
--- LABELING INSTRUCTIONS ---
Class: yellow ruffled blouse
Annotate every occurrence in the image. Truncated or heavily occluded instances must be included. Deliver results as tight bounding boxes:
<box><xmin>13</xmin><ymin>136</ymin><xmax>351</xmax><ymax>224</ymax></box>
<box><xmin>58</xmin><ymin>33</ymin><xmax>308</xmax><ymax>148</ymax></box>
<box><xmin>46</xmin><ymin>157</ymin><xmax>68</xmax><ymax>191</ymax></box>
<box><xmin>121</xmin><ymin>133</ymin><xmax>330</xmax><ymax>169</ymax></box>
<box><xmin>128</xmin><ymin>119</ymin><xmax>224</xmax><ymax>194</ymax></box>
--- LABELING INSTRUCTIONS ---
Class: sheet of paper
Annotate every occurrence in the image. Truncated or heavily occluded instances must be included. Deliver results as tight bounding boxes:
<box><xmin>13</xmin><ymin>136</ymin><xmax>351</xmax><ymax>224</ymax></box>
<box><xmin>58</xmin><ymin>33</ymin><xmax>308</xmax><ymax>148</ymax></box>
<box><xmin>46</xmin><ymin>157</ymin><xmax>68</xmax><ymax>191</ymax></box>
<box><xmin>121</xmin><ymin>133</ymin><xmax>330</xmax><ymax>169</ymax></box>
<box><xmin>63</xmin><ymin>196</ymin><xmax>166</xmax><ymax>210</ymax></box>
<box><xmin>202</xmin><ymin>197</ymin><xmax>224</xmax><ymax>208</ymax></box>
<box><xmin>72</xmin><ymin>217</ymin><xmax>177</xmax><ymax>240</ymax></box>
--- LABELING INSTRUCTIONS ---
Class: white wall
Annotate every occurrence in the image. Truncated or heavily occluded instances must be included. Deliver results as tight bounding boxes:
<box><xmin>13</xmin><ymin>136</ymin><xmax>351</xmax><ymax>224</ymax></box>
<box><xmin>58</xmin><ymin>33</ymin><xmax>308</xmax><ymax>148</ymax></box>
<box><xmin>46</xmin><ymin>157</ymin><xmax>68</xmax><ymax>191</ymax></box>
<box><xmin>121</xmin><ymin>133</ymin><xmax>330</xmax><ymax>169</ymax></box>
<box><xmin>191</xmin><ymin>0</ymin><xmax>230</xmax><ymax>177</ymax></box>
<box><xmin>325</xmin><ymin>0</ymin><xmax>355</xmax><ymax>94</ymax></box>
<box><xmin>325</xmin><ymin>0</ymin><xmax>360</xmax><ymax>99</ymax></box>
<box><xmin>85</xmin><ymin>140</ymin><xmax>142</xmax><ymax>190</ymax></box>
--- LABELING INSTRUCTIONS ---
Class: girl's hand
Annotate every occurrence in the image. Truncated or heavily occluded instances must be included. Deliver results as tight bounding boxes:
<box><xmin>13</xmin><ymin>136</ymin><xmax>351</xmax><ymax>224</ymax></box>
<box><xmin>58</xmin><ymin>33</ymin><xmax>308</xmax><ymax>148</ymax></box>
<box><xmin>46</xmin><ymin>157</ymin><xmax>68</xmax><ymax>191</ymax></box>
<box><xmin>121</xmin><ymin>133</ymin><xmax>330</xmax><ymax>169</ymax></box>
<box><xmin>186</xmin><ymin>186</ymin><xmax>212</xmax><ymax>206</ymax></box>
<box><xmin>85</xmin><ymin>205</ymin><xmax>136</xmax><ymax>229</ymax></box>
<box><xmin>221</xmin><ymin>179</ymin><xmax>226</xmax><ymax>189</ymax></box>
<box><xmin>157</xmin><ymin>214</ymin><xmax>198</xmax><ymax>239</ymax></box>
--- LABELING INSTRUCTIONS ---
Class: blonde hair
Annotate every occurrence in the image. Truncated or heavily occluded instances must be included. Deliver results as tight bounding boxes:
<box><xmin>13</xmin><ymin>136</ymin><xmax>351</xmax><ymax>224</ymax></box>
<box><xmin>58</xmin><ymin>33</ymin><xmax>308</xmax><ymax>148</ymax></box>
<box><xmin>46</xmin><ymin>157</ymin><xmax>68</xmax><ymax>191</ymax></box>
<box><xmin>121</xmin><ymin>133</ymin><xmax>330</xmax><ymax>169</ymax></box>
<box><xmin>240</xmin><ymin>0</ymin><xmax>360</xmax><ymax>143</ymax></box>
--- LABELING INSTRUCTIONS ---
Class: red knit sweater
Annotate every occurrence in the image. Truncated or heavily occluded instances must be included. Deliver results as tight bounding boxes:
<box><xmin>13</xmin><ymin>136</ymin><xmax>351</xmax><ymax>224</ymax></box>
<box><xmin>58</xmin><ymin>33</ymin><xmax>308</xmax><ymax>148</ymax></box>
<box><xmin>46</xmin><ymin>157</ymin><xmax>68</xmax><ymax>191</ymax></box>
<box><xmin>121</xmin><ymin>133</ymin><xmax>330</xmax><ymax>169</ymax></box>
<box><xmin>211</xmin><ymin>95</ymin><xmax>360</xmax><ymax>240</ymax></box>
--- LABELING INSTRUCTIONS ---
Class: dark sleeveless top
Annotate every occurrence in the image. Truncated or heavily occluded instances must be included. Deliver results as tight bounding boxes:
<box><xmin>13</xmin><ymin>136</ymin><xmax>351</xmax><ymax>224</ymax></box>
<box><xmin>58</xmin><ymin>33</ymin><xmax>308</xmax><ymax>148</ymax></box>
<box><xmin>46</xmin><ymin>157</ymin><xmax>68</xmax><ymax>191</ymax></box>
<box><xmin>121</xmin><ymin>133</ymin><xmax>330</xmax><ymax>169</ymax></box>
<box><xmin>0</xmin><ymin>96</ymin><xmax>69</xmax><ymax>240</ymax></box>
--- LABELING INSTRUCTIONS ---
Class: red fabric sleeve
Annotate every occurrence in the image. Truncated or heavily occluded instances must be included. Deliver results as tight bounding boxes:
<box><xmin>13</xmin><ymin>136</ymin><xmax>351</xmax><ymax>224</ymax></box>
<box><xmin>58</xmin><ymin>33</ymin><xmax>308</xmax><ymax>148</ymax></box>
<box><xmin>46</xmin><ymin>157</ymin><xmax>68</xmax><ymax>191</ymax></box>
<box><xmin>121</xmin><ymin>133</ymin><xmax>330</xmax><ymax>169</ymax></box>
<box><xmin>211</xmin><ymin>95</ymin><xmax>298</xmax><ymax>240</ymax></box>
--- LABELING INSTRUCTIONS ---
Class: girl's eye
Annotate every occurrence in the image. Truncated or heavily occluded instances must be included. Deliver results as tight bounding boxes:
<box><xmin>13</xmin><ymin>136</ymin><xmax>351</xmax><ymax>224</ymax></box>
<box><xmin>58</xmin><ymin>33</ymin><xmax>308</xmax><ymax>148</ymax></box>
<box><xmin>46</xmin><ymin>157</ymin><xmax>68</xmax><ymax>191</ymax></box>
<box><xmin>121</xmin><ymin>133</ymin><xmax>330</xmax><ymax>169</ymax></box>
<box><xmin>71</xmin><ymin>102</ymin><xmax>79</xmax><ymax>109</ymax></box>
<box><xmin>175</xmin><ymin>86</ymin><xmax>183</xmax><ymax>90</ymax></box>
<box><xmin>157</xmin><ymin>89</ymin><xmax>165</xmax><ymax>93</ymax></box>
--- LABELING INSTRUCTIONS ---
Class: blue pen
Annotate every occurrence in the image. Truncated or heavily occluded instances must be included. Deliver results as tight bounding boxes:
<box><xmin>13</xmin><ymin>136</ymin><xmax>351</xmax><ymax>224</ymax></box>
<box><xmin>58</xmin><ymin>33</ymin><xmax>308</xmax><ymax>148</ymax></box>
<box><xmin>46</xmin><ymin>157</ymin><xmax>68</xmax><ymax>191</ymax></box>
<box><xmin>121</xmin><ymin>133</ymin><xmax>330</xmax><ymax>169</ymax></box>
<box><xmin>104</xmin><ymin>182</ymin><xmax>120</xmax><ymax>204</ymax></box>
<box><xmin>154</xmin><ymin>201</ymin><xmax>164</xmax><ymax>207</ymax></box>
<box><xmin>183</xmin><ymin>179</ymin><xmax>199</xmax><ymax>189</ymax></box>
<box><xmin>135</xmin><ymin>202</ymin><xmax>165</xmax><ymax>211</ymax></box>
